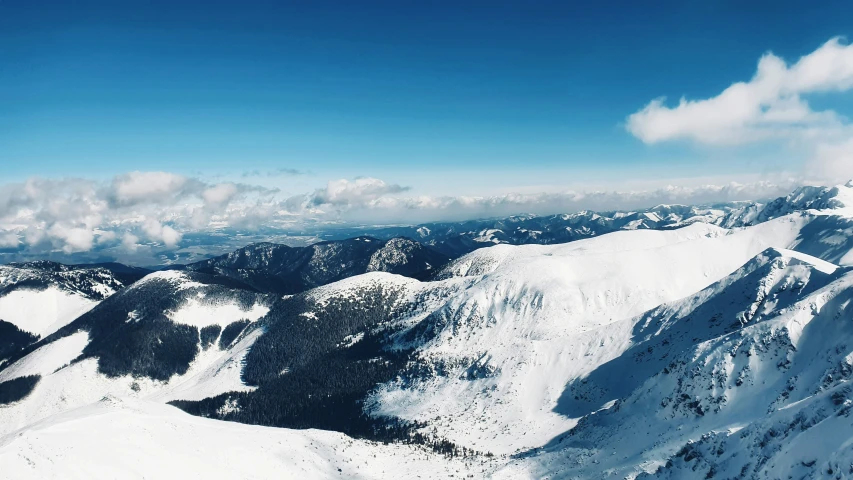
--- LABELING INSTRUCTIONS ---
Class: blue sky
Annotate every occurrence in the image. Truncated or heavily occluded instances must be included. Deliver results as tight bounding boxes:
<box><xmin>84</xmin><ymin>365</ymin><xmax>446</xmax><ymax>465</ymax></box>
<box><xmin>2</xmin><ymin>0</ymin><xmax>853</xmax><ymax>262</ymax></box>
<box><xmin>3</xmin><ymin>0</ymin><xmax>852</xmax><ymax>191</ymax></box>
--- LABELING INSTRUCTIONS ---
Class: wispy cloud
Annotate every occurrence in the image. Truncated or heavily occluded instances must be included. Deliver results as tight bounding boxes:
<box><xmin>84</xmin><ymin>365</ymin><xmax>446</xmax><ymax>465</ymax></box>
<box><xmin>241</xmin><ymin>168</ymin><xmax>307</xmax><ymax>178</ymax></box>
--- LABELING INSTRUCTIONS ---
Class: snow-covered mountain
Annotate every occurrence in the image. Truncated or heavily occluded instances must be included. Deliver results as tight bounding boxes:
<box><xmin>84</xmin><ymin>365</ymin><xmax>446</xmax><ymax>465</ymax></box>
<box><xmin>0</xmin><ymin>261</ymin><xmax>135</xmax><ymax>365</ymax></box>
<box><xmin>495</xmin><ymin>247</ymin><xmax>853</xmax><ymax>479</ymax></box>
<box><xmin>1</xmin><ymin>181</ymin><xmax>853</xmax><ymax>479</ymax></box>
<box><xmin>183</xmin><ymin>236</ymin><xmax>449</xmax><ymax>294</ymax></box>
<box><xmin>0</xmin><ymin>269</ymin><xmax>274</xmax><ymax>433</ymax></box>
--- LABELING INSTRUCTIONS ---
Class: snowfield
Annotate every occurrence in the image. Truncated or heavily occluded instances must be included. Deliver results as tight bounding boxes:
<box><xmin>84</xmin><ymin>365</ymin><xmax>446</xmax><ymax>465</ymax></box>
<box><xmin>0</xmin><ymin>332</ymin><xmax>89</xmax><ymax>384</ymax></box>
<box><xmin>0</xmin><ymin>287</ymin><xmax>97</xmax><ymax>337</ymax></box>
<box><xmin>0</xmin><ymin>396</ymin><xmax>485</xmax><ymax>480</ymax></box>
<box><xmin>0</xmin><ymin>317</ymin><xmax>264</xmax><ymax>436</ymax></box>
<box><xmin>493</xmin><ymin>249</ymin><xmax>853</xmax><ymax>479</ymax></box>
<box><xmin>0</xmin><ymin>262</ymin><xmax>126</xmax><ymax>338</ymax></box>
<box><xmin>167</xmin><ymin>297</ymin><xmax>269</xmax><ymax>328</ymax></box>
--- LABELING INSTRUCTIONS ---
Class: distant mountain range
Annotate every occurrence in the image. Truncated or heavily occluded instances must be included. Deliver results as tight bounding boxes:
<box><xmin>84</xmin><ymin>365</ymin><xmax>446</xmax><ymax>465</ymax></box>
<box><xmin>315</xmin><ymin>182</ymin><xmax>853</xmax><ymax>257</ymax></box>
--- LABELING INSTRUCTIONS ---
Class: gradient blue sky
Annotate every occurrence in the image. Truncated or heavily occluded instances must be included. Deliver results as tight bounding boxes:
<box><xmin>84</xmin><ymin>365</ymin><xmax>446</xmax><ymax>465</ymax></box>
<box><xmin>3</xmin><ymin>0</ymin><xmax>852</xmax><ymax>194</ymax></box>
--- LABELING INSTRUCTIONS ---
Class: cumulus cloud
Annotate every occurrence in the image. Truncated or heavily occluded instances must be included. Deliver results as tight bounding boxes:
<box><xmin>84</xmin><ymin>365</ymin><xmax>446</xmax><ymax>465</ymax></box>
<box><xmin>142</xmin><ymin>218</ymin><xmax>182</xmax><ymax>248</ymax></box>
<box><xmin>202</xmin><ymin>183</ymin><xmax>239</xmax><ymax>208</ymax></box>
<box><xmin>110</xmin><ymin>171</ymin><xmax>201</xmax><ymax>206</ymax></box>
<box><xmin>305</xmin><ymin>177</ymin><xmax>410</xmax><ymax>207</ymax></box>
<box><xmin>121</xmin><ymin>233</ymin><xmax>140</xmax><ymax>253</ymax></box>
<box><xmin>47</xmin><ymin>225</ymin><xmax>95</xmax><ymax>253</ymax></box>
<box><xmin>0</xmin><ymin>172</ymin><xmax>260</xmax><ymax>255</ymax></box>
<box><xmin>0</xmin><ymin>231</ymin><xmax>19</xmax><ymax>249</ymax></box>
<box><xmin>627</xmin><ymin>37</ymin><xmax>853</xmax><ymax>146</ymax></box>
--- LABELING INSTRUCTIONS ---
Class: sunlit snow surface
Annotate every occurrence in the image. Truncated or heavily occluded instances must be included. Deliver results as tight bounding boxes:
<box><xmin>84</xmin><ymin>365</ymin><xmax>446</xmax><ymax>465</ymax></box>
<box><xmin>0</xmin><ymin>397</ymin><xmax>486</xmax><ymax>480</ymax></box>
<box><xmin>0</xmin><ymin>263</ymin><xmax>124</xmax><ymax>337</ymax></box>
<box><xmin>0</xmin><ymin>287</ymin><xmax>96</xmax><ymax>337</ymax></box>
<box><xmin>167</xmin><ymin>298</ymin><xmax>269</xmax><ymax>328</ymax></box>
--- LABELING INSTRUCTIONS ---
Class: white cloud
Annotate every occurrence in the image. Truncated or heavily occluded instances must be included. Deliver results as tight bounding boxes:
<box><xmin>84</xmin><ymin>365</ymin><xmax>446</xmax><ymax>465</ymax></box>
<box><xmin>110</xmin><ymin>171</ymin><xmax>196</xmax><ymax>206</ymax></box>
<box><xmin>810</xmin><ymin>137</ymin><xmax>853</xmax><ymax>180</ymax></box>
<box><xmin>330</xmin><ymin>178</ymin><xmax>804</xmax><ymax>223</ymax></box>
<box><xmin>0</xmin><ymin>170</ymin><xmax>821</xmax><ymax>260</ymax></box>
<box><xmin>142</xmin><ymin>218</ymin><xmax>182</xmax><ymax>248</ymax></box>
<box><xmin>202</xmin><ymin>183</ymin><xmax>239</xmax><ymax>208</ymax></box>
<box><xmin>121</xmin><ymin>233</ymin><xmax>140</xmax><ymax>253</ymax></box>
<box><xmin>304</xmin><ymin>177</ymin><xmax>410</xmax><ymax>208</ymax></box>
<box><xmin>47</xmin><ymin>225</ymin><xmax>95</xmax><ymax>253</ymax></box>
<box><xmin>627</xmin><ymin>37</ymin><xmax>853</xmax><ymax>146</ymax></box>
<box><xmin>96</xmin><ymin>231</ymin><xmax>117</xmax><ymax>244</ymax></box>
<box><xmin>0</xmin><ymin>171</ymin><xmax>273</xmax><ymax>255</ymax></box>
<box><xmin>0</xmin><ymin>231</ymin><xmax>19</xmax><ymax>249</ymax></box>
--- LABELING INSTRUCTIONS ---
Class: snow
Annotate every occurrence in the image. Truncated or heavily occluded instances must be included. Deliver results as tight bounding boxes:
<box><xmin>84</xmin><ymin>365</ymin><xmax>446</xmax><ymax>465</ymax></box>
<box><xmin>474</xmin><ymin>229</ymin><xmax>504</xmax><ymax>244</ymax></box>
<box><xmin>338</xmin><ymin>331</ymin><xmax>365</xmax><ymax>348</ymax></box>
<box><xmin>0</xmin><ymin>397</ymin><xmax>484</xmax><ymax>480</ymax></box>
<box><xmin>371</xmin><ymin>215</ymin><xmax>839</xmax><ymax>455</ymax></box>
<box><xmin>774</xmin><ymin>247</ymin><xmax>838</xmax><ymax>274</ymax></box>
<box><xmin>306</xmin><ymin>271</ymin><xmax>421</xmax><ymax>305</ymax></box>
<box><xmin>0</xmin><ymin>332</ymin><xmax>88</xmax><ymax>383</ymax></box>
<box><xmin>0</xmin><ymin>287</ymin><xmax>97</xmax><ymax>337</ymax></box>
<box><xmin>843</xmin><ymin>248</ymin><xmax>853</xmax><ymax>266</ymax></box>
<box><xmin>487</xmin><ymin>251</ymin><xmax>853</xmax><ymax>478</ymax></box>
<box><xmin>167</xmin><ymin>298</ymin><xmax>269</xmax><ymax>328</ymax></box>
<box><xmin>148</xmin><ymin>328</ymin><xmax>263</xmax><ymax>402</ymax></box>
<box><xmin>133</xmin><ymin>270</ymin><xmax>206</xmax><ymax>291</ymax></box>
<box><xmin>0</xmin><ymin>327</ymin><xmax>263</xmax><ymax>435</ymax></box>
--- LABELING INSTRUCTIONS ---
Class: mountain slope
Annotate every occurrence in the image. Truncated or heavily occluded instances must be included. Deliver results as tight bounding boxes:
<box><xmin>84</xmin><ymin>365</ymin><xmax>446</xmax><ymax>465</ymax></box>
<box><xmin>0</xmin><ymin>269</ymin><xmax>273</xmax><ymax>435</ymax></box>
<box><xmin>171</xmin><ymin>210</ymin><xmax>852</xmax><ymax>457</ymax></box>
<box><xmin>0</xmin><ymin>261</ymin><xmax>131</xmax><ymax>363</ymax></box>
<box><xmin>0</xmin><ymin>396</ymin><xmax>482</xmax><ymax>480</ymax></box>
<box><xmin>368</xmin><ymin>216</ymin><xmax>825</xmax><ymax>455</ymax></box>
<box><xmin>494</xmin><ymin>250</ymin><xmax>853</xmax><ymax>479</ymax></box>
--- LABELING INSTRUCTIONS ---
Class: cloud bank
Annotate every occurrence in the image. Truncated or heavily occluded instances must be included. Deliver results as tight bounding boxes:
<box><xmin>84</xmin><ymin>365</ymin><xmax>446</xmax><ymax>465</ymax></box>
<box><xmin>0</xmin><ymin>170</ymin><xmax>806</xmax><ymax>261</ymax></box>
<box><xmin>0</xmin><ymin>173</ymin><xmax>274</xmax><ymax>256</ymax></box>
